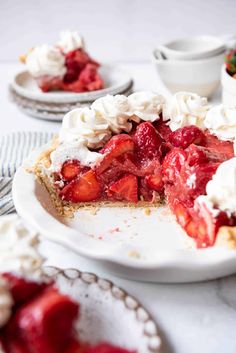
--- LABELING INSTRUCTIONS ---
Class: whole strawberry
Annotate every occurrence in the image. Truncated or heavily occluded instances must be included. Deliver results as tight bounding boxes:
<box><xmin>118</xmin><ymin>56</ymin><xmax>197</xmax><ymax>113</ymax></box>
<box><xmin>133</xmin><ymin>122</ymin><xmax>163</xmax><ymax>160</ymax></box>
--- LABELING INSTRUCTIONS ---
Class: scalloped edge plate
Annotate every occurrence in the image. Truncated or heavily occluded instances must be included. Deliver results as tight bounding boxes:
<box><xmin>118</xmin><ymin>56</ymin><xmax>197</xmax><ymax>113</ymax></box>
<box><xmin>9</xmin><ymin>83</ymin><xmax>133</xmax><ymax>122</ymax></box>
<box><xmin>12</xmin><ymin>145</ymin><xmax>236</xmax><ymax>283</ymax></box>
<box><xmin>42</xmin><ymin>266</ymin><xmax>162</xmax><ymax>352</ymax></box>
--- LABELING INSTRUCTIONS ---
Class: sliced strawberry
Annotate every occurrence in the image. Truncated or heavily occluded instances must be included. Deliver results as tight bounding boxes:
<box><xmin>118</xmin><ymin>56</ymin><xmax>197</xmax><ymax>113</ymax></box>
<box><xmin>185</xmin><ymin>144</ymin><xmax>209</xmax><ymax>166</ymax></box>
<box><xmin>0</xmin><ymin>337</ymin><xmax>30</xmax><ymax>353</ymax></box>
<box><xmin>65</xmin><ymin>340</ymin><xmax>89</xmax><ymax>353</ymax></box>
<box><xmin>185</xmin><ymin>144</ymin><xmax>231</xmax><ymax>167</ymax></box>
<box><xmin>166</xmin><ymin>187</ymin><xmax>236</xmax><ymax>248</ymax></box>
<box><xmin>61</xmin><ymin>160</ymin><xmax>81</xmax><ymax>181</ymax></box>
<box><xmin>114</xmin><ymin>153</ymin><xmax>140</xmax><ymax>175</ymax></box>
<box><xmin>181</xmin><ymin>162</ymin><xmax>220</xmax><ymax>200</ymax></box>
<box><xmin>100</xmin><ymin>135</ymin><xmax>134</xmax><ymax>155</ymax></box>
<box><xmin>162</xmin><ymin>148</ymin><xmax>187</xmax><ymax>183</ymax></box>
<box><xmin>36</xmin><ymin>76</ymin><xmax>64</xmax><ymax>92</ymax></box>
<box><xmin>107</xmin><ymin>174</ymin><xmax>138</xmax><ymax>202</ymax></box>
<box><xmin>194</xmin><ymin>199</ymin><xmax>236</xmax><ymax>247</ymax></box>
<box><xmin>96</xmin><ymin>135</ymin><xmax>134</xmax><ymax>174</ymax></box>
<box><xmin>13</xmin><ymin>288</ymin><xmax>79</xmax><ymax>353</ymax></box>
<box><xmin>155</xmin><ymin>120</ymin><xmax>172</xmax><ymax>142</ymax></box>
<box><xmin>60</xmin><ymin>170</ymin><xmax>102</xmax><ymax>203</ymax></box>
<box><xmin>171</xmin><ymin>200</ymin><xmax>191</xmax><ymax>228</ymax></box>
<box><xmin>169</xmin><ymin>125</ymin><xmax>206</xmax><ymax>149</ymax></box>
<box><xmin>64</xmin><ymin>49</ymin><xmax>99</xmax><ymax>83</ymax></box>
<box><xmin>63</xmin><ymin>79</ymin><xmax>85</xmax><ymax>93</ymax></box>
<box><xmin>145</xmin><ymin>173</ymin><xmax>163</xmax><ymax>192</ymax></box>
<box><xmin>79</xmin><ymin>64</ymin><xmax>104</xmax><ymax>91</ymax></box>
<box><xmin>86</xmin><ymin>343</ymin><xmax>137</xmax><ymax>353</ymax></box>
<box><xmin>2</xmin><ymin>273</ymin><xmax>47</xmax><ymax>305</ymax></box>
<box><xmin>204</xmin><ymin>132</ymin><xmax>234</xmax><ymax>159</ymax></box>
<box><xmin>133</xmin><ymin>122</ymin><xmax>163</xmax><ymax>160</ymax></box>
<box><xmin>63</xmin><ymin>65</ymin><xmax>103</xmax><ymax>92</ymax></box>
<box><xmin>65</xmin><ymin>49</ymin><xmax>99</xmax><ymax>71</ymax></box>
<box><xmin>63</xmin><ymin>49</ymin><xmax>102</xmax><ymax>92</ymax></box>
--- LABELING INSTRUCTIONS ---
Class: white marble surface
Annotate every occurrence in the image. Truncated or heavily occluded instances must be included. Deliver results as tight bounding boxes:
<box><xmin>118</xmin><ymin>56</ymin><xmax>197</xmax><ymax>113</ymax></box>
<box><xmin>42</xmin><ymin>239</ymin><xmax>236</xmax><ymax>353</ymax></box>
<box><xmin>1</xmin><ymin>62</ymin><xmax>236</xmax><ymax>353</ymax></box>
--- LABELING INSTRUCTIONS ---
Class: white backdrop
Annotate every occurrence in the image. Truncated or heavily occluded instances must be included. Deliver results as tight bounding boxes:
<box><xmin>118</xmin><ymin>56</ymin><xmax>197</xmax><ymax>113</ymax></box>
<box><xmin>0</xmin><ymin>0</ymin><xmax>235</xmax><ymax>63</ymax></box>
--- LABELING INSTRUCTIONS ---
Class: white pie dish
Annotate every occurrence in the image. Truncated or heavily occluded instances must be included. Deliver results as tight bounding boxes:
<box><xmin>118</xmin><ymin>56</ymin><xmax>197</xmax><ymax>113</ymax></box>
<box><xmin>11</xmin><ymin>65</ymin><xmax>133</xmax><ymax>103</ymax></box>
<box><xmin>12</xmin><ymin>144</ymin><xmax>236</xmax><ymax>283</ymax></box>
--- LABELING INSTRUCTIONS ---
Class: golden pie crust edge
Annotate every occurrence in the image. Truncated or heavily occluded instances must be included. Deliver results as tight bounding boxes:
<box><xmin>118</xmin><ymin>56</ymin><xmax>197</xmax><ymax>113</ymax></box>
<box><xmin>215</xmin><ymin>227</ymin><xmax>236</xmax><ymax>249</ymax></box>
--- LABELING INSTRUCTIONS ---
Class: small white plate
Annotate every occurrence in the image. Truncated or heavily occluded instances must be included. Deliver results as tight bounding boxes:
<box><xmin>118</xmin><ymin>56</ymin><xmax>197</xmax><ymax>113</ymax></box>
<box><xmin>9</xmin><ymin>83</ymin><xmax>133</xmax><ymax>122</ymax></box>
<box><xmin>12</xmin><ymin>145</ymin><xmax>236</xmax><ymax>283</ymax></box>
<box><xmin>11</xmin><ymin>65</ymin><xmax>133</xmax><ymax>103</ymax></box>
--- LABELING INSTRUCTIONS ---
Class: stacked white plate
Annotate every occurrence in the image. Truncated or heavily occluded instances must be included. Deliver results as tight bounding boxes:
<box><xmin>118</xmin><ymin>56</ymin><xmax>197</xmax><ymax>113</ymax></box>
<box><xmin>10</xmin><ymin>65</ymin><xmax>133</xmax><ymax>121</ymax></box>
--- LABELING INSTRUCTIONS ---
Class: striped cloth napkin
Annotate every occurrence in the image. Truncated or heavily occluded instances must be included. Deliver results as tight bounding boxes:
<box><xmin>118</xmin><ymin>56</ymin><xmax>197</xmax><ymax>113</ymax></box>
<box><xmin>0</xmin><ymin>131</ymin><xmax>53</xmax><ymax>215</ymax></box>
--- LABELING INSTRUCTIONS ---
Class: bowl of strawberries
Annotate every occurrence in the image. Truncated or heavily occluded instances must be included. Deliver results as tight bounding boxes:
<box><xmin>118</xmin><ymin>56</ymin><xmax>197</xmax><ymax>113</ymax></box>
<box><xmin>221</xmin><ymin>48</ymin><xmax>236</xmax><ymax>105</ymax></box>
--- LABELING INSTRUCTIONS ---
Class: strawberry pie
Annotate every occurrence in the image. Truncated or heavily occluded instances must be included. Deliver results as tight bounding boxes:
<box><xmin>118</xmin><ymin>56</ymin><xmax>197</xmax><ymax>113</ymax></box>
<box><xmin>21</xmin><ymin>31</ymin><xmax>104</xmax><ymax>93</ymax></box>
<box><xmin>34</xmin><ymin>91</ymin><xmax>236</xmax><ymax>249</ymax></box>
<box><xmin>0</xmin><ymin>218</ymin><xmax>136</xmax><ymax>353</ymax></box>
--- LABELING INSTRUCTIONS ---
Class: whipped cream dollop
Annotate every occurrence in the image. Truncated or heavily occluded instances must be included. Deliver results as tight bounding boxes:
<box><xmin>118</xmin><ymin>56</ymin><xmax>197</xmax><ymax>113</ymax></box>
<box><xmin>196</xmin><ymin>157</ymin><xmax>236</xmax><ymax>214</ymax></box>
<box><xmin>26</xmin><ymin>44</ymin><xmax>66</xmax><ymax>78</ymax></box>
<box><xmin>128</xmin><ymin>91</ymin><xmax>165</xmax><ymax>122</ymax></box>
<box><xmin>165</xmin><ymin>92</ymin><xmax>209</xmax><ymax>131</ymax></box>
<box><xmin>59</xmin><ymin>107</ymin><xmax>111</xmax><ymax>149</ymax></box>
<box><xmin>50</xmin><ymin>92</ymin><xmax>165</xmax><ymax>169</ymax></box>
<box><xmin>50</xmin><ymin>140</ymin><xmax>102</xmax><ymax>172</ymax></box>
<box><xmin>0</xmin><ymin>276</ymin><xmax>13</xmax><ymax>329</ymax></box>
<box><xmin>204</xmin><ymin>104</ymin><xmax>236</xmax><ymax>141</ymax></box>
<box><xmin>58</xmin><ymin>30</ymin><xmax>84</xmax><ymax>53</ymax></box>
<box><xmin>91</xmin><ymin>92</ymin><xmax>164</xmax><ymax>133</ymax></box>
<box><xmin>91</xmin><ymin>94</ymin><xmax>135</xmax><ymax>134</ymax></box>
<box><xmin>0</xmin><ymin>216</ymin><xmax>44</xmax><ymax>280</ymax></box>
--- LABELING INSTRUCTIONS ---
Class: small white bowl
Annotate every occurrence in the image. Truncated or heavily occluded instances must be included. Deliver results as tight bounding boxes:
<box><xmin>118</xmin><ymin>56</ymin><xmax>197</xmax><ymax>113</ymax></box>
<box><xmin>221</xmin><ymin>65</ymin><xmax>236</xmax><ymax>105</ymax></box>
<box><xmin>153</xmin><ymin>50</ymin><xmax>224</xmax><ymax>97</ymax></box>
<box><xmin>157</xmin><ymin>36</ymin><xmax>226</xmax><ymax>61</ymax></box>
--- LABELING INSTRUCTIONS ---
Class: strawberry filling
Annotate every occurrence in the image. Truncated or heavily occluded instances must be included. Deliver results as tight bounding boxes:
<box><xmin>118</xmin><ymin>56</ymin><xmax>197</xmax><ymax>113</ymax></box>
<box><xmin>57</xmin><ymin>123</ymin><xmax>165</xmax><ymax>204</ymax></box>
<box><xmin>0</xmin><ymin>274</ymin><xmax>137</xmax><ymax>353</ymax></box>
<box><xmin>54</xmin><ymin>120</ymin><xmax>235</xmax><ymax>248</ymax></box>
<box><xmin>163</xmin><ymin>140</ymin><xmax>235</xmax><ymax>247</ymax></box>
<box><xmin>37</xmin><ymin>48</ymin><xmax>104</xmax><ymax>93</ymax></box>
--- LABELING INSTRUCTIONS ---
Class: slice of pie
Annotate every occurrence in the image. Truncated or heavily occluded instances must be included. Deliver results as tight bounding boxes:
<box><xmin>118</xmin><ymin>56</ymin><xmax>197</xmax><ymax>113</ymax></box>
<box><xmin>21</xmin><ymin>31</ymin><xmax>104</xmax><ymax>93</ymax></box>
<box><xmin>0</xmin><ymin>273</ymin><xmax>136</xmax><ymax>353</ymax></box>
<box><xmin>0</xmin><ymin>218</ymin><xmax>137</xmax><ymax>353</ymax></box>
<box><xmin>33</xmin><ymin>91</ymin><xmax>236</xmax><ymax>249</ymax></box>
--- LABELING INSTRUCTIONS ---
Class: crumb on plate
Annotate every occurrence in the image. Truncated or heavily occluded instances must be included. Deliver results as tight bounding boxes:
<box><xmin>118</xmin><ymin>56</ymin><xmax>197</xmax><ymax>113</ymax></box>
<box><xmin>128</xmin><ymin>250</ymin><xmax>141</xmax><ymax>259</ymax></box>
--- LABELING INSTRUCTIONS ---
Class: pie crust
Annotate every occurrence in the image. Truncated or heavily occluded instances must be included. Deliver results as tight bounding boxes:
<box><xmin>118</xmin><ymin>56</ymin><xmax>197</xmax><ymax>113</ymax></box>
<box><xmin>33</xmin><ymin>139</ymin><xmax>162</xmax><ymax>218</ymax></box>
<box><xmin>215</xmin><ymin>226</ymin><xmax>236</xmax><ymax>249</ymax></box>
